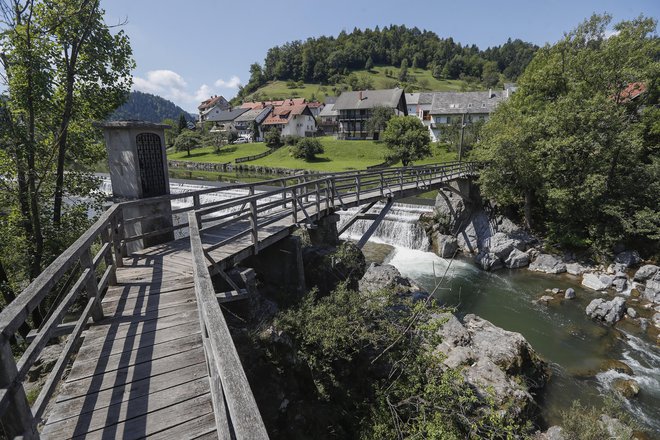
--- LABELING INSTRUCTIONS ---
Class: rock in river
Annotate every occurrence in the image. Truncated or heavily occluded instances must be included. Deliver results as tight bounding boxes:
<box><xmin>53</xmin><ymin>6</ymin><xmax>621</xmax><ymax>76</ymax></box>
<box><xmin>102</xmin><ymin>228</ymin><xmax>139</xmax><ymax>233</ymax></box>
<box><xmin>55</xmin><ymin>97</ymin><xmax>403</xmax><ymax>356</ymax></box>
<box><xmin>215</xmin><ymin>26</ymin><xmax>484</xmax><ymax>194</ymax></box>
<box><xmin>585</xmin><ymin>297</ymin><xmax>626</xmax><ymax>324</ymax></box>
<box><xmin>529</xmin><ymin>254</ymin><xmax>566</xmax><ymax>274</ymax></box>
<box><xmin>582</xmin><ymin>273</ymin><xmax>613</xmax><ymax>291</ymax></box>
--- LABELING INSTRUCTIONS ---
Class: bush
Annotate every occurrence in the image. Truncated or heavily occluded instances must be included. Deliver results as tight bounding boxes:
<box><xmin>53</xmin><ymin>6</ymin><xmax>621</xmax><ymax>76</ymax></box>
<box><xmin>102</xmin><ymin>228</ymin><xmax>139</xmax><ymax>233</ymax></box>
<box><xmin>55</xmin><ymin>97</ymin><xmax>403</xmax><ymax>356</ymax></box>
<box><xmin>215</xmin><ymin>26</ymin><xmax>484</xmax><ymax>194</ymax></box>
<box><xmin>291</xmin><ymin>138</ymin><xmax>324</xmax><ymax>161</ymax></box>
<box><xmin>264</xmin><ymin>129</ymin><xmax>282</xmax><ymax>149</ymax></box>
<box><xmin>281</xmin><ymin>134</ymin><xmax>301</xmax><ymax>146</ymax></box>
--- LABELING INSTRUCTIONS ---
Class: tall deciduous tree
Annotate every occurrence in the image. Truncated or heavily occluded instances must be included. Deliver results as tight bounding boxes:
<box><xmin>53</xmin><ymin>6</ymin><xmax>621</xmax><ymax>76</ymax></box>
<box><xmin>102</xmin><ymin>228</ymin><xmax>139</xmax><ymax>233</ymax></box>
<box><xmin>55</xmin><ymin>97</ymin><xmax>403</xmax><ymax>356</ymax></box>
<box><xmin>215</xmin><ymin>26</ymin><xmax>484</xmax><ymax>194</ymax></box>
<box><xmin>473</xmin><ymin>14</ymin><xmax>659</xmax><ymax>250</ymax></box>
<box><xmin>366</xmin><ymin>105</ymin><xmax>394</xmax><ymax>135</ymax></box>
<box><xmin>0</xmin><ymin>0</ymin><xmax>133</xmax><ymax>288</ymax></box>
<box><xmin>382</xmin><ymin>116</ymin><xmax>431</xmax><ymax>166</ymax></box>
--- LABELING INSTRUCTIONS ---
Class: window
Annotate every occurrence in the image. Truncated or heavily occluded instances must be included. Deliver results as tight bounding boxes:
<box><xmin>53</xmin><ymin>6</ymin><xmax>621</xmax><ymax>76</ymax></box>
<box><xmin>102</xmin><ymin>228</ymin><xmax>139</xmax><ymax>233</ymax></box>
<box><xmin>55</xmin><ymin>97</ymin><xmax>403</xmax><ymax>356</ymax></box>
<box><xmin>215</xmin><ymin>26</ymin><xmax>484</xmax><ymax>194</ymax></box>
<box><xmin>467</xmin><ymin>103</ymin><xmax>472</xmax><ymax>108</ymax></box>
<box><xmin>449</xmin><ymin>103</ymin><xmax>459</xmax><ymax>109</ymax></box>
<box><xmin>482</xmin><ymin>103</ymin><xmax>486</xmax><ymax>108</ymax></box>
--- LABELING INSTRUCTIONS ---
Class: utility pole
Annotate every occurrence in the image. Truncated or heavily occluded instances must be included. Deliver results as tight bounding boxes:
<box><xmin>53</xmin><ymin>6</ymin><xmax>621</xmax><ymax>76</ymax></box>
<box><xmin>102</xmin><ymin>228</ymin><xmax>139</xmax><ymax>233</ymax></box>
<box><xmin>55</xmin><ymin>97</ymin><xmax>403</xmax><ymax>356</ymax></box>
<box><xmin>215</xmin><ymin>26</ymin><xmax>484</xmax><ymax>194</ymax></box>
<box><xmin>458</xmin><ymin>113</ymin><xmax>466</xmax><ymax>162</ymax></box>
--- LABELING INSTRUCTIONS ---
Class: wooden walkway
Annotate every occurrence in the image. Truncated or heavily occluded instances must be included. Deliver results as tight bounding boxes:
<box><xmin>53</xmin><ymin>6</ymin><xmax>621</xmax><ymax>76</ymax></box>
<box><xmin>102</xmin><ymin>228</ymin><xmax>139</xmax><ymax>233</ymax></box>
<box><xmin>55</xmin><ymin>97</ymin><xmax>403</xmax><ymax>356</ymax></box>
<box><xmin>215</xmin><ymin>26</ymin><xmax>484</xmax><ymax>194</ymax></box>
<box><xmin>40</xmin><ymin>246</ymin><xmax>219</xmax><ymax>439</ymax></box>
<box><xmin>0</xmin><ymin>162</ymin><xmax>479</xmax><ymax>439</ymax></box>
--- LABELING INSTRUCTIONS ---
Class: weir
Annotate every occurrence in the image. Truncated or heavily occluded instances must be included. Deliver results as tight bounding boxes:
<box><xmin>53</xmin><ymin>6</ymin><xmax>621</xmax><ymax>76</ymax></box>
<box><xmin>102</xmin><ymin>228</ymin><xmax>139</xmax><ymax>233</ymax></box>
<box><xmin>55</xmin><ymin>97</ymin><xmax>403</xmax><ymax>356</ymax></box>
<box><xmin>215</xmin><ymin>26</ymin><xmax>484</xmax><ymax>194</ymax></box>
<box><xmin>0</xmin><ymin>154</ymin><xmax>479</xmax><ymax>439</ymax></box>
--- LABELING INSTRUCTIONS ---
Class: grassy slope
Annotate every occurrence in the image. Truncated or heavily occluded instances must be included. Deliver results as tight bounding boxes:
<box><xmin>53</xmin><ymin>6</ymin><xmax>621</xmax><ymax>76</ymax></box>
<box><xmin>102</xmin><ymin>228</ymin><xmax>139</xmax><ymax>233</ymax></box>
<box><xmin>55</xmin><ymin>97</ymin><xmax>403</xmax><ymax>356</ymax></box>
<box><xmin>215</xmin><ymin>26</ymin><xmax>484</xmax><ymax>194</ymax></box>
<box><xmin>167</xmin><ymin>137</ymin><xmax>457</xmax><ymax>172</ymax></box>
<box><xmin>248</xmin><ymin>66</ymin><xmax>483</xmax><ymax>102</ymax></box>
<box><xmin>167</xmin><ymin>142</ymin><xmax>270</xmax><ymax>163</ymax></box>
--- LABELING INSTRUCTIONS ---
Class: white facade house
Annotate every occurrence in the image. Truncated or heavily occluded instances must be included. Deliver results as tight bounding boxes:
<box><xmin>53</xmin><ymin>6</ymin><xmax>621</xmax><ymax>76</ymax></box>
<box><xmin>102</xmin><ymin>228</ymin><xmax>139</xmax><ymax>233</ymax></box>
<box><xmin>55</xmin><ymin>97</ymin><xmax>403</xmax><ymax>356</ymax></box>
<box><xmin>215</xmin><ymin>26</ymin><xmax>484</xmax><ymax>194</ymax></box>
<box><xmin>261</xmin><ymin>103</ymin><xmax>317</xmax><ymax>137</ymax></box>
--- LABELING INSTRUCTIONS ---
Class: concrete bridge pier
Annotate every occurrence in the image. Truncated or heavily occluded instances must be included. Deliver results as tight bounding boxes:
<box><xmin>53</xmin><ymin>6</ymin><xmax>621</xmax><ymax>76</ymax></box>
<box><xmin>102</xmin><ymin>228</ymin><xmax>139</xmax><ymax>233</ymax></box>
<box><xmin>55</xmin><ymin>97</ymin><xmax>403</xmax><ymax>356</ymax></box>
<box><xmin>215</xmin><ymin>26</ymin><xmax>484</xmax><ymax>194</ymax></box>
<box><xmin>243</xmin><ymin>236</ymin><xmax>306</xmax><ymax>297</ymax></box>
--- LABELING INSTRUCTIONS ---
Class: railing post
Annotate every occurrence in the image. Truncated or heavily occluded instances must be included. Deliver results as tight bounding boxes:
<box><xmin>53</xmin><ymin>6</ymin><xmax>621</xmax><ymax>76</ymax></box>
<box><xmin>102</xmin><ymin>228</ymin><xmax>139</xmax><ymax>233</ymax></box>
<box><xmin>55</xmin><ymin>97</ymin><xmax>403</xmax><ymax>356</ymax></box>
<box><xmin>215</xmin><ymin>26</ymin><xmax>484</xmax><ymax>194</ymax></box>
<box><xmin>193</xmin><ymin>194</ymin><xmax>202</xmax><ymax>229</ymax></box>
<box><xmin>281</xmin><ymin>179</ymin><xmax>288</xmax><ymax>208</ymax></box>
<box><xmin>80</xmin><ymin>248</ymin><xmax>104</xmax><ymax>322</ymax></box>
<box><xmin>250</xmin><ymin>198</ymin><xmax>259</xmax><ymax>254</ymax></box>
<box><xmin>111</xmin><ymin>210</ymin><xmax>124</xmax><ymax>268</ymax></box>
<box><xmin>100</xmin><ymin>225</ymin><xmax>117</xmax><ymax>286</ymax></box>
<box><xmin>291</xmin><ymin>187</ymin><xmax>298</xmax><ymax>224</ymax></box>
<box><xmin>0</xmin><ymin>338</ymin><xmax>37</xmax><ymax>439</ymax></box>
<box><xmin>355</xmin><ymin>176</ymin><xmax>361</xmax><ymax>204</ymax></box>
<box><xmin>399</xmin><ymin>171</ymin><xmax>404</xmax><ymax>192</ymax></box>
<box><xmin>116</xmin><ymin>207</ymin><xmax>127</xmax><ymax>259</ymax></box>
<box><xmin>315</xmin><ymin>182</ymin><xmax>321</xmax><ymax>217</ymax></box>
<box><xmin>380</xmin><ymin>173</ymin><xmax>384</xmax><ymax>197</ymax></box>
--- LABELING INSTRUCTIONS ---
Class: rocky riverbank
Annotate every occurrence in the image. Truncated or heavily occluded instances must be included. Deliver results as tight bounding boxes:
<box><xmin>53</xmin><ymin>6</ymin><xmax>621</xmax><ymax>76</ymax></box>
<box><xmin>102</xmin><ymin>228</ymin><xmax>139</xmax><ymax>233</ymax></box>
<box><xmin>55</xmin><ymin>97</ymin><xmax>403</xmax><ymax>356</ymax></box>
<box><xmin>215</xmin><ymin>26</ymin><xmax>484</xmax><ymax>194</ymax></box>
<box><xmin>426</xmin><ymin>183</ymin><xmax>660</xmax><ymax>340</ymax></box>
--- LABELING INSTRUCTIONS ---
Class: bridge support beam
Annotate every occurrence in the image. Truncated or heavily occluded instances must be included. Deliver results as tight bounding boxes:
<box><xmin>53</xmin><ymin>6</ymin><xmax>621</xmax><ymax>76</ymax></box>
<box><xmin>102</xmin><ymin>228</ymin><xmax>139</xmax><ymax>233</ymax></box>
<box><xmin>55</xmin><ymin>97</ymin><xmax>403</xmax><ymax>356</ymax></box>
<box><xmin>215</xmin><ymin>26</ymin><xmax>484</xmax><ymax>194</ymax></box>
<box><xmin>356</xmin><ymin>198</ymin><xmax>393</xmax><ymax>249</ymax></box>
<box><xmin>242</xmin><ymin>236</ymin><xmax>306</xmax><ymax>296</ymax></box>
<box><xmin>307</xmin><ymin>213</ymin><xmax>340</xmax><ymax>246</ymax></box>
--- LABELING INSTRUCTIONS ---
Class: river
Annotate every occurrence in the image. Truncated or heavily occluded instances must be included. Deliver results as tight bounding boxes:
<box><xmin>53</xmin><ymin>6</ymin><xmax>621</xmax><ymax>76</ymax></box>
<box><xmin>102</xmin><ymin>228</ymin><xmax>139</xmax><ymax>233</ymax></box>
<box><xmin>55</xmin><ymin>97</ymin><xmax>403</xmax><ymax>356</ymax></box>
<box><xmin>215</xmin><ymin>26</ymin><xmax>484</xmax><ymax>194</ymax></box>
<box><xmin>99</xmin><ymin>176</ymin><xmax>660</xmax><ymax>436</ymax></box>
<box><xmin>341</xmin><ymin>203</ymin><xmax>660</xmax><ymax>436</ymax></box>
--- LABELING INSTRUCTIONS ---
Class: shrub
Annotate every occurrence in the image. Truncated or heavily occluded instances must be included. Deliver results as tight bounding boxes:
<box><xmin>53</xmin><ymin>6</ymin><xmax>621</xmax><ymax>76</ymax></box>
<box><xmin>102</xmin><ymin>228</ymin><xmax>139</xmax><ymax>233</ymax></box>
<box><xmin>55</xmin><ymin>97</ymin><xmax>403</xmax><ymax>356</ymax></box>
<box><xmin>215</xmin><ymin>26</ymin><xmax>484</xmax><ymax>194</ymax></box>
<box><xmin>264</xmin><ymin>129</ymin><xmax>282</xmax><ymax>149</ymax></box>
<box><xmin>291</xmin><ymin>138</ymin><xmax>324</xmax><ymax>161</ymax></box>
<box><xmin>281</xmin><ymin>134</ymin><xmax>301</xmax><ymax>146</ymax></box>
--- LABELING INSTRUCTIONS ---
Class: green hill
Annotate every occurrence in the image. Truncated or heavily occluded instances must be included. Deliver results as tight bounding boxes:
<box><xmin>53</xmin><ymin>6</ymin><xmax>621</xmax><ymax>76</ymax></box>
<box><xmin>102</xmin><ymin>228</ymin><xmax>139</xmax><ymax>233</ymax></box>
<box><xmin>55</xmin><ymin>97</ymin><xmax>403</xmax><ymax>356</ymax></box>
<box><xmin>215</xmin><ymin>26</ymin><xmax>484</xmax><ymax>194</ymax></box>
<box><xmin>111</xmin><ymin>91</ymin><xmax>195</xmax><ymax>122</ymax></box>
<box><xmin>245</xmin><ymin>66</ymin><xmax>482</xmax><ymax>102</ymax></box>
<box><xmin>236</xmin><ymin>25</ymin><xmax>537</xmax><ymax>103</ymax></box>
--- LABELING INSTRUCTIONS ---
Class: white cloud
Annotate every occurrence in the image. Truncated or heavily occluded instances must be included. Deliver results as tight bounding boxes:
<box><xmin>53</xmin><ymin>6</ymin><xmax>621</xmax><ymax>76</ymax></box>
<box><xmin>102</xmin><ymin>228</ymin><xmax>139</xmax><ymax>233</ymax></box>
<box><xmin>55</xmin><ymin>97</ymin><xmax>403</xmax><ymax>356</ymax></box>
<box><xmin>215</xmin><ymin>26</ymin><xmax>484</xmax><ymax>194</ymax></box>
<box><xmin>132</xmin><ymin>69</ymin><xmax>241</xmax><ymax>111</ymax></box>
<box><xmin>214</xmin><ymin>76</ymin><xmax>241</xmax><ymax>89</ymax></box>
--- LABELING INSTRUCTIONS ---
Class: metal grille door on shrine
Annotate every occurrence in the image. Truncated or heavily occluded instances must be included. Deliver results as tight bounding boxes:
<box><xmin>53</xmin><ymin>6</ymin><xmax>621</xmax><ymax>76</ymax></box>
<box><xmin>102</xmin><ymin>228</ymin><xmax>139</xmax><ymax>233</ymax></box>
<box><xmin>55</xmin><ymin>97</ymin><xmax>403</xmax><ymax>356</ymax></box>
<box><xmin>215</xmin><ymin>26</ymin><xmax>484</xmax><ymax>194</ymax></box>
<box><xmin>136</xmin><ymin>133</ymin><xmax>167</xmax><ymax>198</ymax></box>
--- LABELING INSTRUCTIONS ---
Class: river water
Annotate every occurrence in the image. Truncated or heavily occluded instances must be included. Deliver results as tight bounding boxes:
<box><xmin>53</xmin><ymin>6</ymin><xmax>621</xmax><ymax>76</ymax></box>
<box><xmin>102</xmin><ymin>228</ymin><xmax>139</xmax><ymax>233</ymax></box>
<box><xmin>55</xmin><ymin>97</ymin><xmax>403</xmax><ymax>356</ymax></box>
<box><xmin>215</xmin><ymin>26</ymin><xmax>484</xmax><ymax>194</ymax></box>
<box><xmin>100</xmin><ymin>176</ymin><xmax>659</xmax><ymax>435</ymax></box>
<box><xmin>339</xmin><ymin>203</ymin><xmax>660</xmax><ymax>435</ymax></box>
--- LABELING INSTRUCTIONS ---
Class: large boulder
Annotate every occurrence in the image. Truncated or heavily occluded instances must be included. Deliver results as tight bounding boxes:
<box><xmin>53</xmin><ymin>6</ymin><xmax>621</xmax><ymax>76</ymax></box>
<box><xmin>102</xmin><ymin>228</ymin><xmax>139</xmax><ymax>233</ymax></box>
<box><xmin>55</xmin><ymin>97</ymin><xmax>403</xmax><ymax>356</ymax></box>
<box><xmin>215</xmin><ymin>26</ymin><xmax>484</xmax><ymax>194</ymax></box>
<box><xmin>505</xmin><ymin>248</ymin><xmax>531</xmax><ymax>269</ymax></box>
<box><xmin>581</xmin><ymin>273</ymin><xmax>613</xmax><ymax>291</ymax></box>
<box><xmin>456</xmin><ymin>211</ymin><xmax>493</xmax><ymax>254</ymax></box>
<box><xmin>432</xmin><ymin>233</ymin><xmax>458</xmax><ymax>258</ymax></box>
<box><xmin>358</xmin><ymin>263</ymin><xmax>424</xmax><ymax>297</ymax></box>
<box><xmin>485</xmin><ymin>232</ymin><xmax>520</xmax><ymax>259</ymax></box>
<box><xmin>529</xmin><ymin>254</ymin><xmax>567</xmax><ymax>274</ymax></box>
<box><xmin>566</xmin><ymin>262</ymin><xmax>588</xmax><ymax>276</ymax></box>
<box><xmin>475</xmin><ymin>251</ymin><xmax>503</xmax><ymax>271</ymax></box>
<box><xmin>614</xmin><ymin>250</ymin><xmax>641</xmax><ymax>268</ymax></box>
<box><xmin>633</xmin><ymin>264</ymin><xmax>659</xmax><ymax>282</ymax></box>
<box><xmin>433</xmin><ymin>313</ymin><xmax>548</xmax><ymax>416</ymax></box>
<box><xmin>585</xmin><ymin>297</ymin><xmax>626</xmax><ymax>324</ymax></box>
<box><xmin>643</xmin><ymin>272</ymin><xmax>660</xmax><ymax>303</ymax></box>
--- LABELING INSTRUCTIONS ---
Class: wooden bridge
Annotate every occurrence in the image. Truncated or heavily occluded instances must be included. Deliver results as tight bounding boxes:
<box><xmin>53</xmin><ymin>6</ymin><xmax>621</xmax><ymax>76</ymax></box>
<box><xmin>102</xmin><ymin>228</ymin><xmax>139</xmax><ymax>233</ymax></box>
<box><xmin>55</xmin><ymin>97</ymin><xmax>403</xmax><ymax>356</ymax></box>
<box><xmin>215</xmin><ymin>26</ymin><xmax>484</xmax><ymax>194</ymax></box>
<box><xmin>0</xmin><ymin>161</ymin><xmax>478</xmax><ymax>439</ymax></box>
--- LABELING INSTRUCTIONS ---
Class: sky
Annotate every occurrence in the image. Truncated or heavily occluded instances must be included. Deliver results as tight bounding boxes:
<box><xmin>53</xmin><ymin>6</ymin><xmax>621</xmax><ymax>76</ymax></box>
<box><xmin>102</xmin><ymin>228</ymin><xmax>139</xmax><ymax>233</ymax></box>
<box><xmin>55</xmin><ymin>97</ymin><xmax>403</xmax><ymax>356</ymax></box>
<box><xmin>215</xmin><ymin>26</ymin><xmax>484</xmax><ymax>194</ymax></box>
<box><xmin>102</xmin><ymin>0</ymin><xmax>659</xmax><ymax>112</ymax></box>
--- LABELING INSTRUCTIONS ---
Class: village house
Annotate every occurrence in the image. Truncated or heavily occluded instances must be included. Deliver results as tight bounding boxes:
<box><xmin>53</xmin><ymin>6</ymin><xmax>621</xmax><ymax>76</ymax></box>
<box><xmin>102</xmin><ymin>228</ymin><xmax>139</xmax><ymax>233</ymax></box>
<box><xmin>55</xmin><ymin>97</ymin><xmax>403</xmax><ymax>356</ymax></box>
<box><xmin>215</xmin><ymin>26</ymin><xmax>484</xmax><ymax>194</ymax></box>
<box><xmin>427</xmin><ymin>88</ymin><xmax>512</xmax><ymax>141</ymax></box>
<box><xmin>233</xmin><ymin>106</ymin><xmax>273</xmax><ymax>141</ymax></box>
<box><xmin>333</xmin><ymin>88</ymin><xmax>407</xmax><ymax>140</ymax></box>
<box><xmin>318</xmin><ymin>102</ymin><xmax>339</xmax><ymax>135</ymax></box>
<box><xmin>198</xmin><ymin>95</ymin><xmax>230</xmax><ymax>122</ymax></box>
<box><xmin>205</xmin><ymin>107</ymin><xmax>249</xmax><ymax>134</ymax></box>
<box><xmin>261</xmin><ymin>101</ymin><xmax>317</xmax><ymax>137</ymax></box>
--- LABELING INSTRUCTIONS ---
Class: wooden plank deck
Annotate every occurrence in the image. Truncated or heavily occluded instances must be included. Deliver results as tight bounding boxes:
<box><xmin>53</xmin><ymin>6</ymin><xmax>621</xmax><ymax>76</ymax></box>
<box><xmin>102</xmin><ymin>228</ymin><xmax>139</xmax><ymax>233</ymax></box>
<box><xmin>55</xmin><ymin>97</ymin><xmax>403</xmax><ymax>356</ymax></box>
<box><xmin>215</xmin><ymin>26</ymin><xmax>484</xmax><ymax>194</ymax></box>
<box><xmin>39</xmin><ymin>170</ymin><xmax>468</xmax><ymax>439</ymax></box>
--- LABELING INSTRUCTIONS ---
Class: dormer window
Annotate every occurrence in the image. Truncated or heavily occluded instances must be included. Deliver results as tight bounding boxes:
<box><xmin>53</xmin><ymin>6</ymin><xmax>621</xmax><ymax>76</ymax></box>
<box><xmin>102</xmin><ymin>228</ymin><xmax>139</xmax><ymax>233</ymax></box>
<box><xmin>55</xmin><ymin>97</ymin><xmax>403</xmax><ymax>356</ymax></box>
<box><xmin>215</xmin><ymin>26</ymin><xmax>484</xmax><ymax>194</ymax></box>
<box><xmin>467</xmin><ymin>103</ymin><xmax>472</xmax><ymax>108</ymax></box>
<box><xmin>482</xmin><ymin>103</ymin><xmax>486</xmax><ymax>108</ymax></box>
<box><xmin>449</xmin><ymin>103</ymin><xmax>459</xmax><ymax>109</ymax></box>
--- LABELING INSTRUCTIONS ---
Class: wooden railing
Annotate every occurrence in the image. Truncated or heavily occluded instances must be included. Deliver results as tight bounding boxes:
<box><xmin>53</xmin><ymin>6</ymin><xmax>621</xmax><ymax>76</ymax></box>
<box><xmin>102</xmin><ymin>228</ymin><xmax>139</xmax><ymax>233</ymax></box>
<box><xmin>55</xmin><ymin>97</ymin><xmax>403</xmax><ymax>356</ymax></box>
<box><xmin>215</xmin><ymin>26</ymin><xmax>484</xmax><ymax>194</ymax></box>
<box><xmin>234</xmin><ymin>148</ymin><xmax>275</xmax><ymax>163</ymax></box>
<box><xmin>0</xmin><ymin>161</ymin><xmax>479</xmax><ymax>438</ymax></box>
<box><xmin>0</xmin><ymin>205</ymin><xmax>124</xmax><ymax>439</ymax></box>
<box><xmin>188</xmin><ymin>213</ymin><xmax>268</xmax><ymax>439</ymax></box>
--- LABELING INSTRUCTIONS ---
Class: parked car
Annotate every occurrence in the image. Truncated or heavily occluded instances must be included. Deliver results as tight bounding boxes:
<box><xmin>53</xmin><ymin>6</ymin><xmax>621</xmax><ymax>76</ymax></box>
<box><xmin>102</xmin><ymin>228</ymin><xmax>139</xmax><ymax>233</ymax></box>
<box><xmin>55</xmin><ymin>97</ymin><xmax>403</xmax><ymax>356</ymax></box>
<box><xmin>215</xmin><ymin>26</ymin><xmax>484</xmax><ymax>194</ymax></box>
<box><xmin>233</xmin><ymin>138</ymin><xmax>249</xmax><ymax>144</ymax></box>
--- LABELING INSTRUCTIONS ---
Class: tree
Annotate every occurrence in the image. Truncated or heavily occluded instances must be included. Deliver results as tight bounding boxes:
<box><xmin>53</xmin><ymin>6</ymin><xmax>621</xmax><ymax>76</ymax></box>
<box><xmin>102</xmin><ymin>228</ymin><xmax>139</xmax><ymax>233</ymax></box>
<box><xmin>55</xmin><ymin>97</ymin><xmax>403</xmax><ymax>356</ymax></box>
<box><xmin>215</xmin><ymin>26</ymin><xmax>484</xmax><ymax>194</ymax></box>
<box><xmin>292</xmin><ymin>138</ymin><xmax>324</xmax><ymax>161</ymax></box>
<box><xmin>0</xmin><ymin>0</ymin><xmax>133</xmax><ymax>284</ymax></box>
<box><xmin>227</xmin><ymin>130</ymin><xmax>239</xmax><ymax>144</ymax></box>
<box><xmin>365</xmin><ymin>56</ymin><xmax>374</xmax><ymax>71</ymax></box>
<box><xmin>177</xmin><ymin>113</ymin><xmax>188</xmax><ymax>133</ymax></box>
<box><xmin>174</xmin><ymin>130</ymin><xmax>201</xmax><ymax>156</ymax></box>
<box><xmin>251</xmin><ymin>120</ymin><xmax>260</xmax><ymax>142</ymax></box>
<box><xmin>366</xmin><ymin>106</ymin><xmax>394</xmax><ymax>135</ymax></box>
<box><xmin>382</xmin><ymin>116</ymin><xmax>431</xmax><ymax>166</ymax></box>
<box><xmin>481</xmin><ymin>61</ymin><xmax>500</xmax><ymax>88</ymax></box>
<box><xmin>473</xmin><ymin>14</ymin><xmax>660</xmax><ymax>250</ymax></box>
<box><xmin>264</xmin><ymin>128</ymin><xmax>282</xmax><ymax>148</ymax></box>
<box><xmin>399</xmin><ymin>58</ymin><xmax>409</xmax><ymax>82</ymax></box>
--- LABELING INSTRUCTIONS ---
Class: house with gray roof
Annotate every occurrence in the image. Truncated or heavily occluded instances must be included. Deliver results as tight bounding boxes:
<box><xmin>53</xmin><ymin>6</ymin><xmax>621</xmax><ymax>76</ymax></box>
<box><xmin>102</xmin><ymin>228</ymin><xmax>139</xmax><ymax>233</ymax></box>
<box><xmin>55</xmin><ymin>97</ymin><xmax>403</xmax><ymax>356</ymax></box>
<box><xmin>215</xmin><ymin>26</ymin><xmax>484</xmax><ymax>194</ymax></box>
<box><xmin>333</xmin><ymin>88</ymin><xmax>407</xmax><ymax>140</ymax></box>
<box><xmin>428</xmin><ymin>89</ymin><xmax>508</xmax><ymax>141</ymax></box>
<box><xmin>233</xmin><ymin>106</ymin><xmax>272</xmax><ymax>141</ymax></box>
<box><xmin>318</xmin><ymin>103</ymin><xmax>339</xmax><ymax>135</ymax></box>
<box><xmin>206</xmin><ymin>107</ymin><xmax>249</xmax><ymax>134</ymax></box>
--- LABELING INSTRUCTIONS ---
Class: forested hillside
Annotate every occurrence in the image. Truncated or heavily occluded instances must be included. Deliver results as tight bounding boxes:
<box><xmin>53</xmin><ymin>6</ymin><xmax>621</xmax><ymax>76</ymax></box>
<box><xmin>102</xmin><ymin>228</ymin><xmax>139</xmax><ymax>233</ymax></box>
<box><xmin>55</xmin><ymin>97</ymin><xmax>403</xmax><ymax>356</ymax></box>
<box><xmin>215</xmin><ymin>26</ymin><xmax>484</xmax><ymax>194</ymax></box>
<box><xmin>111</xmin><ymin>91</ymin><xmax>194</xmax><ymax>122</ymax></box>
<box><xmin>238</xmin><ymin>25</ymin><xmax>537</xmax><ymax>100</ymax></box>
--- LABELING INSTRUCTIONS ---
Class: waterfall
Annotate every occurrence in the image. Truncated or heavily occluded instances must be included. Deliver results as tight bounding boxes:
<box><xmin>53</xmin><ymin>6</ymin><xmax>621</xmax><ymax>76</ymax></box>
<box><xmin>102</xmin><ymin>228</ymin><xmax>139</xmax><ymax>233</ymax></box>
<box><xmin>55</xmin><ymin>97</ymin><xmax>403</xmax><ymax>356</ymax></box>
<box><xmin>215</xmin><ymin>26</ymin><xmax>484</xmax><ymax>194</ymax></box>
<box><xmin>337</xmin><ymin>201</ymin><xmax>432</xmax><ymax>250</ymax></box>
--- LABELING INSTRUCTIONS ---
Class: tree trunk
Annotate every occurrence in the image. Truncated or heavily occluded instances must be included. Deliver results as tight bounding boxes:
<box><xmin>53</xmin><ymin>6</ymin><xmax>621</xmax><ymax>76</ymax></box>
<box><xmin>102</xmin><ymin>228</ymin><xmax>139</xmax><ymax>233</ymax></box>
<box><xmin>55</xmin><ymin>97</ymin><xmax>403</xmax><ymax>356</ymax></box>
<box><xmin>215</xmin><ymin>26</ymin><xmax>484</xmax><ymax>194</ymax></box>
<box><xmin>524</xmin><ymin>189</ymin><xmax>534</xmax><ymax>230</ymax></box>
<box><xmin>52</xmin><ymin>69</ymin><xmax>76</xmax><ymax>226</ymax></box>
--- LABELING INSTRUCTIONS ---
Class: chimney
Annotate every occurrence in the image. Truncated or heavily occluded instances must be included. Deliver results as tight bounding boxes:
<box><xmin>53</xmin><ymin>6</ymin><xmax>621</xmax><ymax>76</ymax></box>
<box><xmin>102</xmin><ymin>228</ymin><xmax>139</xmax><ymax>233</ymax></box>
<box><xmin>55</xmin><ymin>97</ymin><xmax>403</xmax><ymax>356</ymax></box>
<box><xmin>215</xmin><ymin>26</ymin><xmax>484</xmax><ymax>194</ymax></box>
<box><xmin>488</xmin><ymin>88</ymin><xmax>493</xmax><ymax>98</ymax></box>
<box><xmin>358</xmin><ymin>91</ymin><xmax>363</xmax><ymax>100</ymax></box>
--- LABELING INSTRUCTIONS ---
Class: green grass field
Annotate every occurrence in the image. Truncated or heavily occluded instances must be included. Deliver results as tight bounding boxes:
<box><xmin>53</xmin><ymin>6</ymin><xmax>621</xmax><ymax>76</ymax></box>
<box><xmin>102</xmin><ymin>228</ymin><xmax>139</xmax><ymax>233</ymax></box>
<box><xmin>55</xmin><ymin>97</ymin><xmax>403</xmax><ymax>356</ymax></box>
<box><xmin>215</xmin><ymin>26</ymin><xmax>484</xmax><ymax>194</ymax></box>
<box><xmin>167</xmin><ymin>137</ymin><xmax>457</xmax><ymax>172</ymax></box>
<box><xmin>167</xmin><ymin>142</ymin><xmax>270</xmax><ymax>163</ymax></box>
<box><xmin>248</xmin><ymin>66</ymin><xmax>483</xmax><ymax>102</ymax></box>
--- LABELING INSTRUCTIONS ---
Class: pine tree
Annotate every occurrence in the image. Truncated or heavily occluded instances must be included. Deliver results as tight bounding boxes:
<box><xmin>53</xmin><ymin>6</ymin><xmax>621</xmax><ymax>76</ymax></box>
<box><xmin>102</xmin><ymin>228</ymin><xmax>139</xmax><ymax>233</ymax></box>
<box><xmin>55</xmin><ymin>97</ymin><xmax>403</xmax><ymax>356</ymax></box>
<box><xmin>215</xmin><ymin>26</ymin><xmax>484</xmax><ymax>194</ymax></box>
<box><xmin>365</xmin><ymin>56</ymin><xmax>374</xmax><ymax>71</ymax></box>
<box><xmin>398</xmin><ymin>59</ymin><xmax>409</xmax><ymax>82</ymax></box>
<box><xmin>177</xmin><ymin>113</ymin><xmax>187</xmax><ymax>133</ymax></box>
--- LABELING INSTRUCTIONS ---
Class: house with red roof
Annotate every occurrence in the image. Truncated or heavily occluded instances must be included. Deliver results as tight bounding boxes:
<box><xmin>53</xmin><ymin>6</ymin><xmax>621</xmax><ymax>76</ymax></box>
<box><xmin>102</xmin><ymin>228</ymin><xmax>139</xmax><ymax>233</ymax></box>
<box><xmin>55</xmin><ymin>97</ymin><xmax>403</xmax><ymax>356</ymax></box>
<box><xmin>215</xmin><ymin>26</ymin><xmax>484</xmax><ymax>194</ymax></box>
<box><xmin>261</xmin><ymin>102</ymin><xmax>317</xmax><ymax>137</ymax></box>
<box><xmin>198</xmin><ymin>95</ymin><xmax>230</xmax><ymax>122</ymax></box>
